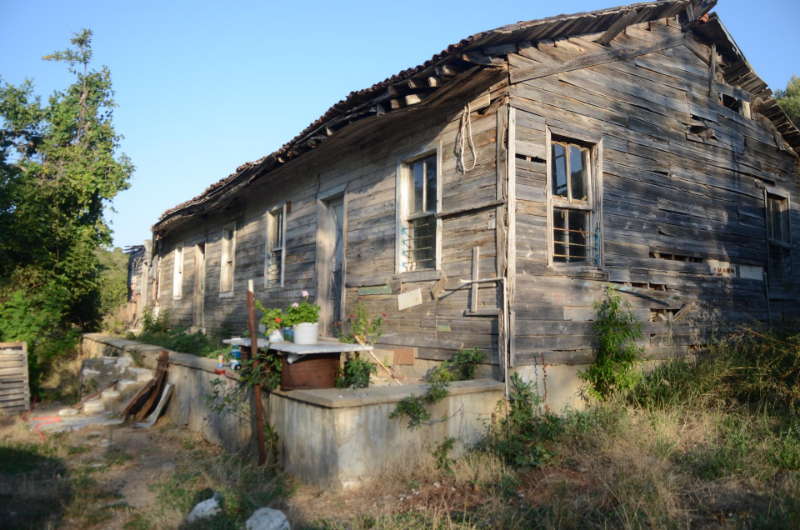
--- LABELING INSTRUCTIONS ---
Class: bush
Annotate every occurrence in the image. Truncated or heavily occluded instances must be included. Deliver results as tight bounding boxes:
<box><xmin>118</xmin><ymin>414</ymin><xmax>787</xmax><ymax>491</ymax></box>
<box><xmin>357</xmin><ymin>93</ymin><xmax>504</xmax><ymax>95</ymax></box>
<box><xmin>580</xmin><ymin>285</ymin><xmax>643</xmax><ymax>400</ymax></box>
<box><xmin>128</xmin><ymin>309</ymin><xmax>225</xmax><ymax>359</ymax></box>
<box><xmin>483</xmin><ymin>373</ymin><xmax>563</xmax><ymax>468</ymax></box>
<box><xmin>336</xmin><ymin>353</ymin><xmax>377</xmax><ymax>389</ymax></box>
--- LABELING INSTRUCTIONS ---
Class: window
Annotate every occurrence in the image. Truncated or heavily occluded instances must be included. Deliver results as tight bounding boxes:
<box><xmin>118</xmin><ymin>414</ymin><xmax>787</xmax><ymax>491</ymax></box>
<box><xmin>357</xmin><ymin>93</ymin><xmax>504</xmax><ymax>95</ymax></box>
<box><xmin>220</xmin><ymin>224</ymin><xmax>236</xmax><ymax>294</ymax></box>
<box><xmin>397</xmin><ymin>151</ymin><xmax>440</xmax><ymax>272</ymax></box>
<box><xmin>765</xmin><ymin>190</ymin><xmax>793</xmax><ymax>290</ymax></box>
<box><xmin>172</xmin><ymin>243</ymin><xmax>184</xmax><ymax>300</ymax></box>
<box><xmin>265</xmin><ymin>205</ymin><xmax>286</xmax><ymax>287</ymax></box>
<box><xmin>548</xmin><ymin>136</ymin><xmax>602</xmax><ymax>268</ymax></box>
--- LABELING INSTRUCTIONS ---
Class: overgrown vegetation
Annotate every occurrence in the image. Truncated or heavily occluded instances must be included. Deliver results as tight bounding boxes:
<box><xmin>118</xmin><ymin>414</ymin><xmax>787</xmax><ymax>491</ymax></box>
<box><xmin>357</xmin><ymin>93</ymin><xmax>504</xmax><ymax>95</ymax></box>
<box><xmin>335</xmin><ymin>299</ymin><xmax>385</xmax><ymax>388</ymax></box>
<box><xmin>776</xmin><ymin>74</ymin><xmax>800</xmax><ymax>128</ymax></box>
<box><xmin>579</xmin><ymin>285</ymin><xmax>643</xmax><ymax>400</ymax></box>
<box><xmin>390</xmin><ymin>347</ymin><xmax>485</xmax><ymax>428</ymax></box>
<box><xmin>0</xmin><ymin>29</ymin><xmax>134</xmax><ymax>389</ymax></box>
<box><xmin>126</xmin><ymin>309</ymin><xmax>227</xmax><ymax>359</ymax></box>
<box><xmin>311</xmin><ymin>324</ymin><xmax>800</xmax><ymax>529</ymax></box>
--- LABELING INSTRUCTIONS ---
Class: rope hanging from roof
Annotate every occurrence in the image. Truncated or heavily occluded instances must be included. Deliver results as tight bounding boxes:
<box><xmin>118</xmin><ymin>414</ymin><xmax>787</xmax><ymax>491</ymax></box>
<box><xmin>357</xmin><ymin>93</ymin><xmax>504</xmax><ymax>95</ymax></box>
<box><xmin>456</xmin><ymin>102</ymin><xmax>477</xmax><ymax>174</ymax></box>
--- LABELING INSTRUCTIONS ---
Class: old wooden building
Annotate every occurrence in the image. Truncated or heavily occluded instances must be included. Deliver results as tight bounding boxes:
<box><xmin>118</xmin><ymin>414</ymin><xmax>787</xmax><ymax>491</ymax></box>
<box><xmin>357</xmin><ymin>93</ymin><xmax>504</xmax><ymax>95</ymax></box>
<box><xmin>141</xmin><ymin>0</ymin><xmax>800</xmax><ymax>384</ymax></box>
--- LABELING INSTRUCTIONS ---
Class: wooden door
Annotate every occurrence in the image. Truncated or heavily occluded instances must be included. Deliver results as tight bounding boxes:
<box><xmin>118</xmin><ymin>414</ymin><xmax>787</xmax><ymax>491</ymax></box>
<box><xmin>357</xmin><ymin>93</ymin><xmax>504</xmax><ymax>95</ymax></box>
<box><xmin>317</xmin><ymin>195</ymin><xmax>345</xmax><ymax>337</ymax></box>
<box><xmin>193</xmin><ymin>243</ymin><xmax>206</xmax><ymax>328</ymax></box>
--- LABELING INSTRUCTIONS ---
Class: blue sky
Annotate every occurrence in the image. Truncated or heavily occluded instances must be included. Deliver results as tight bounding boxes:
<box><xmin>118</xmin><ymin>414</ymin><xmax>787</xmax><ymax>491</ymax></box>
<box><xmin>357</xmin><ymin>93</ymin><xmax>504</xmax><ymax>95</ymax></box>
<box><xmin>1</xmin><ymin>0</ymin><xmax>797</xmax><ymax>248</ymax></box>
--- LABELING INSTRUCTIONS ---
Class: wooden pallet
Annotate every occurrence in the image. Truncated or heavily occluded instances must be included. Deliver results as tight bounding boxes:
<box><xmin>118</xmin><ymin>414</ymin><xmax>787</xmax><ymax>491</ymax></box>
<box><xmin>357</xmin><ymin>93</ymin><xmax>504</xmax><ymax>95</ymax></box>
<box><xmin>0</xmin><ymin>342</ymin><xmax>30</xmax><ymax>415</ymax></box>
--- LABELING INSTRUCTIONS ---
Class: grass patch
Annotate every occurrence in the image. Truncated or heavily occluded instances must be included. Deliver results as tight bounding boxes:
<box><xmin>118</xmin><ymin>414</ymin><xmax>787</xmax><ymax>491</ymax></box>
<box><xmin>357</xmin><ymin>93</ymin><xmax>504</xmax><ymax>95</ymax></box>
<box><xmin>296</xmin><ymin>325</ymin><xmax>800</xmax><ymax>529</ymax></box>
<box><xmin>144</xmin><ymin>449</ymin><xmax>292</xmax><ymax>528</ymax></box>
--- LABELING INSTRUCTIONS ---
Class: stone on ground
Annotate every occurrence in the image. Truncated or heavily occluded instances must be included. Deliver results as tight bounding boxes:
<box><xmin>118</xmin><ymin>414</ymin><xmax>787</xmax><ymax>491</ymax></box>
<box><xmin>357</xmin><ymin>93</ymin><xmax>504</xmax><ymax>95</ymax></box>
<box><xmin>246</xmin><ymin>507</ymin><xmax>290</xmax><ymax>530</ymax></box>
<box><xmin>185</xmin><ymin>492</ymin><xmax>222</xmax><ymax>524</ymax></box>
<box><xmin>82</xmin><ymin>400</ymin><xmax>105</xmax><ymax>415</ymax></box>
<box><xmin>58</xmin><ymin>408</ymin><xmax>79</xmax><ymax>417</ymax></box>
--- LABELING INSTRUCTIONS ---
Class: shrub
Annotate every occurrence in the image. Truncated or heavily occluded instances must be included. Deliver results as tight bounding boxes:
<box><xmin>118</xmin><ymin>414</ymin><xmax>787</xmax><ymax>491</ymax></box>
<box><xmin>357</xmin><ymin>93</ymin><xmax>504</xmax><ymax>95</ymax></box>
<box><xmin>336</xmin><ymin>353</ymin><xmax>377</xmax><ymax>389</ymax></box>
<box><xmin>340</xmin><ymin>297</ymin><xmax>385</xmax><ymax>346</ymax></box>
<box><xmin>484</xmin><ymin>373</ymin><xmax>563</xmax><ymax>468</ymax></box>
<box><xmin>580</xmin><ymin>285</ymin><xmax>643</xmax><ymax>400</ymax></box>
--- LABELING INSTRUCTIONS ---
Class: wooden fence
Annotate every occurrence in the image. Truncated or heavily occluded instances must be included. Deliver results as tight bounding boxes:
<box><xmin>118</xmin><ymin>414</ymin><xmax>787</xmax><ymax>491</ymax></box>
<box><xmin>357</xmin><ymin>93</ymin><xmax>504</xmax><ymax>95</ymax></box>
<box><xmin>0</xmin><ymin>342</ymin><xmax>30</xmax><ymax>414</ymax></box>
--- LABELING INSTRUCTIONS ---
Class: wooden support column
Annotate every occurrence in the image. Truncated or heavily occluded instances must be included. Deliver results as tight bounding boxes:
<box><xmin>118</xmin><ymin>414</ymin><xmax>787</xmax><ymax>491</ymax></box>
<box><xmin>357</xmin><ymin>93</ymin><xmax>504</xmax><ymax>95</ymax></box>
<box><xmin>709</xmin><ymin>44</ymin><xmax>717</xmax><ymax>102</ymax></box>
<box><xmin>246</xmin><ymin>281</ymin><xmax>267</xmax><ymax>467</ymax></box>
<box><xmin>471</xmin><ymin>246</ymin><xmax>480</xmax><ymax>313</ymax></box>
<box><xmin>506</xmin><ymin>107</ymin><xmax>517</xmax><ymax>370</ymax></box>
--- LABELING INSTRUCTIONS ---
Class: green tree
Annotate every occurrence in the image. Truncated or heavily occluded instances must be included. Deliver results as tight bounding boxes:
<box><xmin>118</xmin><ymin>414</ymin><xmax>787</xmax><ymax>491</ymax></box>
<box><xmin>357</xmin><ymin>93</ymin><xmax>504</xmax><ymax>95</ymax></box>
<box><xmin>776</xmin><ymin>75</ymin><xmax>800</xmax><ymax>129</ymax></box>
<box><xmin>0</xmin><ymin>29</ymin><xmax>133</xmax><ymax>385</ymax></box>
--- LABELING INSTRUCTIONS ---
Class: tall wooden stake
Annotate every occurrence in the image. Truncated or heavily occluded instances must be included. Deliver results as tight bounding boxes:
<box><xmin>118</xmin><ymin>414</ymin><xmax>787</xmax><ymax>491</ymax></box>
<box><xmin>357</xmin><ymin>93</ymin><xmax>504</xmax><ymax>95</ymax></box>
<box><xmin>246</xmin><ymin>285</ymin><xmax>267</xmax><ymax>466</ymax></box>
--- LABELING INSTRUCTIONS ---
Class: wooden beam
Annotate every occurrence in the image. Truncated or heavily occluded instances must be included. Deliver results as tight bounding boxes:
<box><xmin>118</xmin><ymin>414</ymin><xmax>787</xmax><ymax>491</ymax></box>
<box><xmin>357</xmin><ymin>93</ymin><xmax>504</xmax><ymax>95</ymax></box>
<box><xmin>511</xmin><ymin>34</ymin><xmax>686</xmax><ymax>85</ymax></box>
<box><xmin>595</xmin><ymin>9</ymin><xmax>639</xmax><ymax>46</ymax></box>
<box><xmin>709</xmin><ymin>43</ymin><xmax>717</xmax><ymax>101</ymax></box>
<box><xmin>471</xmin><ymin>246</ymin><xmax>480</xmax><ymax>313</ymax></box>
<box><xmin>682</xmin><ymin>0</ymin><xmax>718</xmax><ymax>29</ymax></box>
<box><xmin>461</xmin><ymin>51</ymin><xmax>506</xmax><ymax>66</ymax></box>
<box><xmin>435</xmin><ymin>64</ymin><xmax>459</xmax><ymax>77</ymax></box>
<box><xmin>715</xmin><ymin>80</ymin><xmax>750</xmax><ymax>103</ymax></box>
<box><xmin>404</xmin><ymin>92</ymin><xmax>430</xmax><ymax>106</ymax></box>
<box><xmin>428</xmin><ymin>76</ymin><xmax>443</xmax><ymax>87</ymax></box>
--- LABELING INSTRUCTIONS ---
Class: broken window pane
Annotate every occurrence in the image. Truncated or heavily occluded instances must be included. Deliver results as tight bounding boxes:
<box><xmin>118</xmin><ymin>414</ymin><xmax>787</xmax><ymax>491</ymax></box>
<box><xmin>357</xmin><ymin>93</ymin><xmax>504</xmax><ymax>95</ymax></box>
<box><xmin>551</xmin><ymin>143</ymin><xmax>568</xmax><ymax>198</ymax></box>
<box><xmin>425</xmin><ymin>155</ymin><xmax>437</xmax><ymax>213</ymax></box>
<box><xmin>570</xmin><ymin>145</ymin><xmax>590</xmax><ymax>202</ymax></box>
<box><xmin>769</xmin><ymin>244</ymin><xmax>792</xmax><ymax>289</ymax></box>
<box><xmin>767</xmin><ymin>195</ymin><xmax>789</xmax><ymax>244</ymax></box>
<box><xmin>553</xmin><ymin>208</ymin><xmax>589</xmax><ymax>263</ymax></box>
<box><xmin>412</xmin><ymin>160</ymin><xmax>425</xmax><ymax>214</ymax></box>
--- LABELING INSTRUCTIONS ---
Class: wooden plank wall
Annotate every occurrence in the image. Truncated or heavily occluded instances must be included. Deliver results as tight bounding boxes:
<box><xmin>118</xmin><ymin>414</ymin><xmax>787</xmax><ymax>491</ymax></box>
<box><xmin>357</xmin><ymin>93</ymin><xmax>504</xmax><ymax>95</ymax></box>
<box><xmin>154</xmin><ymin>89</ymin><xmax>508</xmax><ymax>363</ymax></box>
<box><xmin>509</xmin><ymin>20</ymin><xmax>800</xmax><ymax>366</ymax></box>
<box><xmin>0</xmin><ymin>342</ymin><xmax>30</xmax><ymax>415</ymax></box>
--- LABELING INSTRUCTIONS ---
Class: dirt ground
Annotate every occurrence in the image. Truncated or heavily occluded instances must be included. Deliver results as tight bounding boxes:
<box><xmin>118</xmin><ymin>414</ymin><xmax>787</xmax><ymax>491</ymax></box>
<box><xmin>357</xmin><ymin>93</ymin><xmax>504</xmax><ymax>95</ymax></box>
<box><xmin>0</xmin><ymin>402</ymin><xmax>216</xmax><ymax>529</ymax></box>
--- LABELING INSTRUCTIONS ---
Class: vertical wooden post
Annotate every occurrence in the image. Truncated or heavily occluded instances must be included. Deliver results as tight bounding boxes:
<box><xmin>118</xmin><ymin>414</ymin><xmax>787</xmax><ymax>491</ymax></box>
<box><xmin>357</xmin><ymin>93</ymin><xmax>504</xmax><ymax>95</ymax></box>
<box><xmin>709</xmin><ymin>44</ymin><xmax>717</xmax><ymax>101</ymax></box>
<box><xmin>246</xmin><ymin>281</ymin><xmax>267</xmax><ymax>466</ymax></box>
<box><xmin>471</xmin><ymin>246</ymin><xmax>480</xmax><ymax>313</ymax></box>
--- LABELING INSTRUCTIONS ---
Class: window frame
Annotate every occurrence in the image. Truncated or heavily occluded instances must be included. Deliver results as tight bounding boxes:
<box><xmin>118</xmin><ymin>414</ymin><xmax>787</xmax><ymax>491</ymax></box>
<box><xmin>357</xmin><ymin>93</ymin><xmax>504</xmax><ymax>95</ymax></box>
<box><xmin>219</xmin><ymin>222</ymin><xmax>236</xmax><ymax>298</ymax></box>
<box><xmin>264</xmin><ymin>204</ymin><xmax>287</xmax><ymax>289</ymax></box>
<box><xmin>763</xmin><ymin>186</ymin><xmax>793</xmax><ymax>292</ymax></box>
<box><xmin>172</xmin><ymin>242</ymin><xmax>184</xmax><ymax>300</ymax></box>
<box><xmin>395</xmin><ymin>142</ymin><xmax>443</xmax><ymax>275</ymax></box>
<box><xmin>545</xmin><ymin>128</ymin><xmax>604</xmax><ymax>274</ymax></box>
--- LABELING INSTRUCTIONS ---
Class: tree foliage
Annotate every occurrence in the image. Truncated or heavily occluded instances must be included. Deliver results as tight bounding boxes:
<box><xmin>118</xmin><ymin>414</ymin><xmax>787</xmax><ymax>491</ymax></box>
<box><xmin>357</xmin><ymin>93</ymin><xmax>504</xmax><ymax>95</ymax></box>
<box><xmin>776</xmin><ymin>75</ymin><xmax>800</xmax><ymax>129</ymax></box>
<box><xmin>0</xmin><ymin>29</ymin><xmax>133</xmax><ymax>384</ymax></box>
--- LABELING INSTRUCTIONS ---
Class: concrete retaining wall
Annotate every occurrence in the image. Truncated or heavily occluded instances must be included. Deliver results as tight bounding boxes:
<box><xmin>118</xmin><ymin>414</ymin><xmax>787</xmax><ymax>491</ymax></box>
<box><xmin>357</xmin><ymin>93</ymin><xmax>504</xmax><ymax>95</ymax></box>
<box><xmin>81</xmin><ymin>334</ymin><xmax>506</xmax><ymax>489</ymax></box>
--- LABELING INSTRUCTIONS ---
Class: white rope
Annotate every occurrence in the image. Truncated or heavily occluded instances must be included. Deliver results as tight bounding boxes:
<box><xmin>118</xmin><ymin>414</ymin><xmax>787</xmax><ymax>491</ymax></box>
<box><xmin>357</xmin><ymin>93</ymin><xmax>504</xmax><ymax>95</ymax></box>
<box><xmin>456</xmin><ymin>102</ymin><xmax>477</xmax><ymax>174</ymax></box>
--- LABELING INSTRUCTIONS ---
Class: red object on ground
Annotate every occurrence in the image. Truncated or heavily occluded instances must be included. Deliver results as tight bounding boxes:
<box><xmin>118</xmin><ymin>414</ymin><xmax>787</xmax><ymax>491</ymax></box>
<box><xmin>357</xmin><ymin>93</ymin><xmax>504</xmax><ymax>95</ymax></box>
<box><xmin>20</xmin><ymin>397</ymin><xmax>61</xmax><ymax>443</ymax></box>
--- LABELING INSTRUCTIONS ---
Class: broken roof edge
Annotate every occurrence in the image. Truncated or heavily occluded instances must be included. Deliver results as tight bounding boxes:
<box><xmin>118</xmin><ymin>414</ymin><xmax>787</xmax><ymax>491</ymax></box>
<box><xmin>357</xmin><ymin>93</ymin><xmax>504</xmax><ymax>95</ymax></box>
<box><xmin>154</xmin><ymin>0</ymin><xmax>701</xmax><ymax>232</ymax></box>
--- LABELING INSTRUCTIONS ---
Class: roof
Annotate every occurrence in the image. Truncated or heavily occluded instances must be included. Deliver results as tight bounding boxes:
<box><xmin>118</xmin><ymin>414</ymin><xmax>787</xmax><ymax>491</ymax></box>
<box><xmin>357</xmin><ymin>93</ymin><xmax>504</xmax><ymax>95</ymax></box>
<box><xmin>155</xmin><ymin>0</ymin><xmax>799</xmax><ymax>231</ymax></box>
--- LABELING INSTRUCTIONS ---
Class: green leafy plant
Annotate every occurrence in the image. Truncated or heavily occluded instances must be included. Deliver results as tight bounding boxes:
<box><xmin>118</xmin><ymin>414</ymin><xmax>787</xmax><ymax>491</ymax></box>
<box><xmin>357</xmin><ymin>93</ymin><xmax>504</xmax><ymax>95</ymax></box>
<box><xmin>340</xmin><ymin>297</ymin><xmax>385</xmax><ymax>345</ymax></box>
<box><xmin>284</xmin><ymin>292</ymin><xmax>321</xmax><ymax>326</ymax></box>
<box><xmin>390</xmin><ymin>395</ymin><xmax>431</xmax><ymax>429</ymax></box>
<box><xmin>336</xmin><ymin>353</ymin><xmax>377</xmax><ymax>389</ymax></box>
<box><xmin>580</xmin><ymin>285</ymin><xmax>644</xmax><ymax>401</ymax></box>
<box><xmin>484</xmin><ymin>373</ymin><xmax>563</xmax><ymax>468</ymax></box>
<box><xmin>389</xmin><ymin>347</ymin><xmax>483</xmax><ymax>429</ymax></box>
<box><xmin>433</xmin><ymin>437</ymin><xmax>456</xmax><ymax>472</ymax></box>
<box><xmin>446</xmin><ymin>347</ymin><xmax>485</xmax><ymax>380</ymax></box>
<box><xmin>255</xmin><ymin>301</ymin><xmax>284</xmax><ymax>334</ymax></box>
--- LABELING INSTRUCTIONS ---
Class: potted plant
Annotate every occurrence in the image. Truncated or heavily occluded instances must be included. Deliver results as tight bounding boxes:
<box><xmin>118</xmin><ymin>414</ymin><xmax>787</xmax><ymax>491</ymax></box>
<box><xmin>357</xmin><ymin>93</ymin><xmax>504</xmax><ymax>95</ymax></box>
<box><xmin>285</xmin><ymin>291</ymin><xmax>321</xmax><ymax>345</ymax></box>
<box><xmin>255</xmin><ymin>303</ymin><xmax>285</xmax><ymax>342</ymax></box>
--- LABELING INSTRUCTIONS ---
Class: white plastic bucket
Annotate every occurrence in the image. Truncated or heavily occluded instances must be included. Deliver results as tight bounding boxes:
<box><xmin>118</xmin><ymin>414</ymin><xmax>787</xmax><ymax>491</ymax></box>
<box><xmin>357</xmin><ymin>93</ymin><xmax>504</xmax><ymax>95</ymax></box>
<box><xmin>293</xmin><ymin>322</ymin><xmax>319</xmax><ymax>345</ymax></box>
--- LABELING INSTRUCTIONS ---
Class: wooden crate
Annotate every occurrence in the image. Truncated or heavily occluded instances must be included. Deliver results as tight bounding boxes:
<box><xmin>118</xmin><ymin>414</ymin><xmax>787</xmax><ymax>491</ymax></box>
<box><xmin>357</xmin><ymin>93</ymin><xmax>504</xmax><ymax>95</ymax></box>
<box><xmin>0</xmin><ymin>342</ymin><xmax>30</xmax><ymax>415</ymax></box>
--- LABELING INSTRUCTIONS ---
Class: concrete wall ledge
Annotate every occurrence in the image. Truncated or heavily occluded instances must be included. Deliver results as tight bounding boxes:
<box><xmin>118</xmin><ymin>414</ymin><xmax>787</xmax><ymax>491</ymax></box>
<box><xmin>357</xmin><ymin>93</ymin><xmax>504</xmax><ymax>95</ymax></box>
<box><xmin>82</xmin><ymin>333</ymin><xmax>238</xmax><ymax>377</ymax></box>
<box><xmin>274</xmin><ymin>379</ymin><xmax>504</xmax><ymax>409</ymax></box>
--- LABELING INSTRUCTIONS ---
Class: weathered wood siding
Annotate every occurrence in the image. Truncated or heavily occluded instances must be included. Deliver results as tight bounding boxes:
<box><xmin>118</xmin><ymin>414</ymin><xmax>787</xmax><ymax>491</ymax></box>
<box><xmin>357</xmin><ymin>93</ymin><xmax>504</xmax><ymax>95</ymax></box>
<box><xmin>509</xmin><ymin>21</ymin><xmax>800</xmax><ymax>367</ymax></box>
<box><xmin>155</xmin><ymin>89</ymin><xmax>508</xmax><ymax>363</ymax></box>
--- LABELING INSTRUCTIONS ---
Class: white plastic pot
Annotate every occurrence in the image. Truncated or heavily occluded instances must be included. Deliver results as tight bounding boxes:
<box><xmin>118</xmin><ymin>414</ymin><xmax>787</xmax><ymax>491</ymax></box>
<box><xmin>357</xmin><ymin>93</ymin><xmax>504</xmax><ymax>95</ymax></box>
<box><xmin>293</xmin><ymin>322</ymin><xmax>319</xmax><ymax>345</ymax></box>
